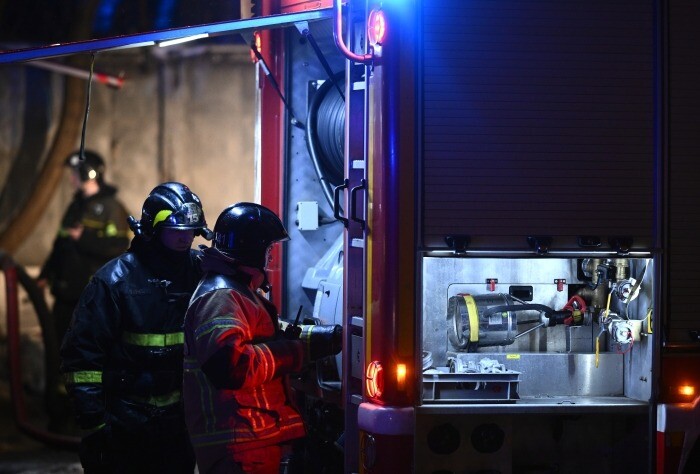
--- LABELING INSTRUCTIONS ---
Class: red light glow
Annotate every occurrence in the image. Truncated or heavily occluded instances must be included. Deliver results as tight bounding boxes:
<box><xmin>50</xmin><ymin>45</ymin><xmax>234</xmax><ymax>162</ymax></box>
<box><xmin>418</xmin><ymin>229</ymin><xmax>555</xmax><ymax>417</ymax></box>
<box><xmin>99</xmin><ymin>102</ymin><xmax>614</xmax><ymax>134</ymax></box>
<box><xmin>367</xmin><ymin>9</ymin><xmax>387</xmax><ymax>45</ymax></box>
<box><xmin>366</xmin><ymin>360</ymin><xmax>384</xmax><ymax>398</ymax></box>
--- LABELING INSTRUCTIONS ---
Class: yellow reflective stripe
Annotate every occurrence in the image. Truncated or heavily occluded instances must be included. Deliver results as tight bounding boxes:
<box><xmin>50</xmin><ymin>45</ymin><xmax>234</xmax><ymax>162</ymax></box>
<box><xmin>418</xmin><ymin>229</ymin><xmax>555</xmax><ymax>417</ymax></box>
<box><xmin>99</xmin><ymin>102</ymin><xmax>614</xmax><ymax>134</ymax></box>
<box><xmin>60</xmin><ymin>221</ymin><xmax>127</xmax><ymax>238</ymax></box>
<box><xmin>65</xmin><ymin>370</ymin><xmax>102</xmax><ymax>384</ymax></box>
<box><xmin>463</xmin><ymin>295</ymin><xmax>480</xmax><ymax>343</ymax></box>
<box><xmin>85</xmin><ymin>219</ymin><xmax>128</xmax><ymax>237</ymax></box>
<box><xmin>122</xmin><ymin>331</ymin><xmax>184</xmax><ymax>347</ymax></box>
<box><xmin>128</xmin><ymin>390</ymin><xmax>181</xmax><ymax>407</ymax></box>
<box><xmin>82</xmin><ymin>218</ymin><xmax>108</xmax><ymax>229</ymax></box>
<box><xmin>300</xmin><ymin>325</ymin><xmax>315</xmax><ymax>349</ymax></box>
<box><xmin>104</xmin><ymin>222</ymin><xmax>118</xmax><ymax>237</ymax></box>
<box><xmin>152</xmin><ymin>210</ymin><xmax>173</xmax><ymax>228</ymax></box>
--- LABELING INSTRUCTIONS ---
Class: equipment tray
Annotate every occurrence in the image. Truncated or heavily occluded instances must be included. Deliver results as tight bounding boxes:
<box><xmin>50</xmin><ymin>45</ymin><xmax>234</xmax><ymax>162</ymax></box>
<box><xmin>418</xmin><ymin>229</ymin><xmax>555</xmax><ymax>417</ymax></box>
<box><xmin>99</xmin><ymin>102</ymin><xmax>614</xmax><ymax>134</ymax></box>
<box><xmin>423</xmin><ymin>367</ymin><xmax>521</xmax><ymax>403</ymax></box>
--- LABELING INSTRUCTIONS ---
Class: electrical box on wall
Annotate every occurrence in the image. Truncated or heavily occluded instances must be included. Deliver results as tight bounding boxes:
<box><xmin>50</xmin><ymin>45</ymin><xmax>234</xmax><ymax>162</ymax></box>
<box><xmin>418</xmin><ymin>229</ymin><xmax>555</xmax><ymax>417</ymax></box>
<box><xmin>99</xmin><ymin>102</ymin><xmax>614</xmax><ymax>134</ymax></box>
<box><xmin>296</xmin><ymin>201</ymin><xmax>319</xmax><ymax>231</ymax></box>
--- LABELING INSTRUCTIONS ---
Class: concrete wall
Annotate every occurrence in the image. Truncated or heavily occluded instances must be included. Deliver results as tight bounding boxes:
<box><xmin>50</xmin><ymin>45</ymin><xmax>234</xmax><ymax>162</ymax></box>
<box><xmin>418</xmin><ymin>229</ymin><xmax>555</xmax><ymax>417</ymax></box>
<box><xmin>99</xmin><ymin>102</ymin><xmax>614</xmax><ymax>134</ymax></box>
<box><xmin>0</xmin><ymin>42</ymin><xmax>257</xmax><ymax>267</ymax></box>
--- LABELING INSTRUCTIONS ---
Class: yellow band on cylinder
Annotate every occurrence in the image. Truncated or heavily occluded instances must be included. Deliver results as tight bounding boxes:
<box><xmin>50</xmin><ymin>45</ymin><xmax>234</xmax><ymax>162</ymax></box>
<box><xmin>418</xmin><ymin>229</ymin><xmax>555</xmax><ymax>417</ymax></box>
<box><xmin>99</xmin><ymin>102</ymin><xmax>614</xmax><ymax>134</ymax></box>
<box><xmin>462</xmin><ymin>295</ymin><xmax>479</xmax><ymax>343</ymax></box>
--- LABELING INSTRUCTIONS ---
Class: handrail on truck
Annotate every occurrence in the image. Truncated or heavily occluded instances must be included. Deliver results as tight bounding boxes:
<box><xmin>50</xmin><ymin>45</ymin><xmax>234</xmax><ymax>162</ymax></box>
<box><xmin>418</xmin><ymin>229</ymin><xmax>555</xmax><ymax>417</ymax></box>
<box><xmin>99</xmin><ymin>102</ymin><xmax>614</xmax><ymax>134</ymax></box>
<box><xmin>333</xmin><ymin>0</ymin><xmax>374</xmax><ymax>64</ymax></box>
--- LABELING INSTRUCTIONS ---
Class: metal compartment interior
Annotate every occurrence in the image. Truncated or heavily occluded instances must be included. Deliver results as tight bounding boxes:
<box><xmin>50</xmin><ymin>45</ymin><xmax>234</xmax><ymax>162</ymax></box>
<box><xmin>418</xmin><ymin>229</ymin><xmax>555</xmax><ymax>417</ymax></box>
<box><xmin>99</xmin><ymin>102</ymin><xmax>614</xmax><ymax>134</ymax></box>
<box><xmin>421</xmin><ymin>256</ymin><xmax>653</xmax><ymax>408</ymax></box>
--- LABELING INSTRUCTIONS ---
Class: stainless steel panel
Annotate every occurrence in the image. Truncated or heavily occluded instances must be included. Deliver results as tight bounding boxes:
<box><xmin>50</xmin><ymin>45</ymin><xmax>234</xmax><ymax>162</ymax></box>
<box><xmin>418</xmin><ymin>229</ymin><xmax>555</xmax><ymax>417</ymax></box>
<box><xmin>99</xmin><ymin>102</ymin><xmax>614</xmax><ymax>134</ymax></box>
<box><xmin>423</xmin><ymin>257</ymin><xmax>576</xmax><ymax>367</ymax></box>
<box><xmin>421</xmin><ymin>256</ymin><xmax>654</xmax><ymax>402</ymax></box>
<box><xmin>446</xmin><ymin>353</ymin><xmax>623</xmax><ymax>397</ymax></box>
<box><xmin>566</xmin><ymin>325</ymin><xmax>595</xmax><ymax>352</ymax></box>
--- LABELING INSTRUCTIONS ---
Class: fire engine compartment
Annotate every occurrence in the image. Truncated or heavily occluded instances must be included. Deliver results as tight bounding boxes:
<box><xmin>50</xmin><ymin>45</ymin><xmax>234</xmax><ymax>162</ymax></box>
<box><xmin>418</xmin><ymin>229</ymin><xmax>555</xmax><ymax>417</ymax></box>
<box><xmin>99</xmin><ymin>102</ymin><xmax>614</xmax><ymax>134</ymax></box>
<box><xmin>421</xmin><ymin>256</ymin><xmax>653</xmax><ymax>410</ymax></box>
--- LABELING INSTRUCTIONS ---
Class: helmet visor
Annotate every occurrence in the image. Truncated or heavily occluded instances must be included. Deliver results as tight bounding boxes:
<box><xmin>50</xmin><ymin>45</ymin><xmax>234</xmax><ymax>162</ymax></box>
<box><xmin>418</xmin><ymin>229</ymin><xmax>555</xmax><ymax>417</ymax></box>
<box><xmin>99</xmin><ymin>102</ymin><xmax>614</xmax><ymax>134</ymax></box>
<box><xmin>154</xmin><ymin>202</ymin><xmax>205</xmax><ymax>230</ymax></box>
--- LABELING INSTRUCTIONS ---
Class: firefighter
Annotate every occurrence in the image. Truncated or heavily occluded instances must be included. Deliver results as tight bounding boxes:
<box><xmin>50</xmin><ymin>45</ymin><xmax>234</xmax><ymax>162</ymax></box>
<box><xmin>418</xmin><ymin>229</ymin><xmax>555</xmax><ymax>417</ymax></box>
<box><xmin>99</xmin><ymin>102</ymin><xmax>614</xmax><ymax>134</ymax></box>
<box><xmin>60</xmin><ymin>182</ymin><xmax>210</xmax><ymax>473</ymax></box>
<box><xmin>182</xmin><ymin>202</ymin><xmax>342</xmax><ymax>474</ymax></box>
<box><xmin>37</xmin><ymin>149</ymin><xmax>130</xmax><ymax>433</ymax></box>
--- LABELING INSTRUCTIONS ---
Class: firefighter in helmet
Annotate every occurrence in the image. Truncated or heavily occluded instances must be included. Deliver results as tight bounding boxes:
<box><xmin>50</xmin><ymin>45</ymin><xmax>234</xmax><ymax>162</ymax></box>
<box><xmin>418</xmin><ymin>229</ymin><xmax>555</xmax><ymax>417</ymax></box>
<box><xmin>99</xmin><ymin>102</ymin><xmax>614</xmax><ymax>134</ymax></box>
<box><xmin>182</xmin><ymin>202</ymin><xmax>342</xmax><ymax>474</ymax></box>
<box><xmin>37</xmin><ymin>149</ymin><xmax>130</xmax><ymax>433</ymax></box>
<box><xmin>61</xmin><ymin>182</ymin><xmax>210</xmax><ymax>473</ymax></box>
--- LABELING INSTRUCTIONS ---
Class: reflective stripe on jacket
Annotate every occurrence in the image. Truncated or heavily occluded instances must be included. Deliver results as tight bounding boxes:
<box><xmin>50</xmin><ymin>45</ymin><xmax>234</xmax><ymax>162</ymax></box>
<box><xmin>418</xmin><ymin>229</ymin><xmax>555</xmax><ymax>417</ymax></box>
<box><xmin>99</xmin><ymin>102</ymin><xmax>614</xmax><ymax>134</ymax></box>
<box><xmin>60</xmin><ymin>248</ymin><xmax>201</xmax><ymax>430</ymax></box>
<box><xmin>40</xmin><ymin>184</ymin><xmax>130</xmax><ymax>302</ymax></box>
<box><xmin>183</xmin><ymin>273</ymin><xmax>306</xmax><ymax>455</ymax></box>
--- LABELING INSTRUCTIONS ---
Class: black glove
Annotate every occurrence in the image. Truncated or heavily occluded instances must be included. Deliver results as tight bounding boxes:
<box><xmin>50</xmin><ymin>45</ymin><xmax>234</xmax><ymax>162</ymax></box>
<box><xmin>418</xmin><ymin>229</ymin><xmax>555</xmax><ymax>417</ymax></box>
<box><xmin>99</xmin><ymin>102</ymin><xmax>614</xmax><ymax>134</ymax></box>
<box><xmin>300</xmin><ymin>324</ymin><xmax>343</xmax><ymax>361</ymax></box>
<box><xmin>283</xmin><ymin>323</ymin><xmax>302</xmax><ymax>340</ymax></box>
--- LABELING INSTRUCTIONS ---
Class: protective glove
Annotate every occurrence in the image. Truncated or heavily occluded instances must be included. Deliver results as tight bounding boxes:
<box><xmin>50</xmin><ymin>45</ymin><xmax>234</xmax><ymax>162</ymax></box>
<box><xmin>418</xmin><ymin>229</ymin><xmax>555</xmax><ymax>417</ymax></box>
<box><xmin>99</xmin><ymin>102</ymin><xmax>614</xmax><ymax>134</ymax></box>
<box><xmin>282</xmin><ymin>322</ymin><xmax>302</xmax><ymax>340</ymax></box>
<box><xmin>300</xmin><ymin>324</ymin><xmax>343</xmax><ymax>361</ymax></box>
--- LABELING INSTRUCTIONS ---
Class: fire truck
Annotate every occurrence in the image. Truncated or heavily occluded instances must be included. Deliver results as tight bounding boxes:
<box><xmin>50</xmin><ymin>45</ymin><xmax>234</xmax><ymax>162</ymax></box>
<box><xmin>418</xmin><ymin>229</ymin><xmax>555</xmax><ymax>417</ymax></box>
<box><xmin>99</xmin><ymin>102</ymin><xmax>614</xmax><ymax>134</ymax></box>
<box><xmin>247</xmin><ymin>0</ymin><xmax>700</xmax><ymax>473</ymax></box>
<box><xmin>2</xmin><ymin>0</ymin><xmax>700</xmax><ymax>472</ymax></box>
<box><xmin>250</xmin><ymin>1</ymin><xmax>700</xmax><ymax>473</ymax></box>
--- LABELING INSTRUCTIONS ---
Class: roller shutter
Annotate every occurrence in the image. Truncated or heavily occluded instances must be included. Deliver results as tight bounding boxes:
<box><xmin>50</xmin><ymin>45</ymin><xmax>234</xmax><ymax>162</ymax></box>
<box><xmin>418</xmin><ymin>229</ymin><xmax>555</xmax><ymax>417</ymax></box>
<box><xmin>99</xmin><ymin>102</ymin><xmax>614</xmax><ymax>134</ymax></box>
<box><xmin>666</xmin><ymin>0</ymin><xmax>700</xmax><ymax>344</ymax></box>
<box><xmin>421</xmin><ymin>0</ymin><xmax>655</xmax><ymax>251</ymax></box>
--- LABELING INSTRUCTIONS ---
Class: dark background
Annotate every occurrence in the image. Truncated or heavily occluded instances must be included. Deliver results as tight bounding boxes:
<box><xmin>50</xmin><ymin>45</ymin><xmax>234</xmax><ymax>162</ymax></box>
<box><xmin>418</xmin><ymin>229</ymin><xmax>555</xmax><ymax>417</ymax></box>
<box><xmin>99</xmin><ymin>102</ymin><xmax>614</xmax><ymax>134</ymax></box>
<box><xmin>0</xmin><ymin>0</ymin><xmax>241</xmax><ymax>47</ymax></box>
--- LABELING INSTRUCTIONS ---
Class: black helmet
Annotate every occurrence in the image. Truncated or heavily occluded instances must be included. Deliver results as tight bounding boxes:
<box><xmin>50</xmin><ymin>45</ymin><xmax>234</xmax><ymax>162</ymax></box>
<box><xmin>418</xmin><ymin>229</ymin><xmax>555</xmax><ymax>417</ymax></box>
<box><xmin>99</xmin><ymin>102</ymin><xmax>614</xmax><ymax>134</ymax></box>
<box><xmin>129</xmin><ymin>182</ymin><xmax>210</xmax><ymax>239</ymax></box>
<box><xmin>212</xmin><ymin>202</ymin><xmax>289</xmax><ymax>268</ymax></box>
<box><xmin>65</xmin><ymin>149</ymin><xmax>105</xmax><ymax>183</ymax></box>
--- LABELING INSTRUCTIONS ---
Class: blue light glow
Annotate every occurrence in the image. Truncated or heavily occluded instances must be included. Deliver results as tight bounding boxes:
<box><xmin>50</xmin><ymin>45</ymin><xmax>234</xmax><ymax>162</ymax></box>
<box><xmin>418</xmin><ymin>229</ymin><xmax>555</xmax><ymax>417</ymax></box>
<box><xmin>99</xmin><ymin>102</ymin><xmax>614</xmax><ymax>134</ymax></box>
<box><xmin>94</xmin><ymin>0</ymin><xmax>122</xmax><ymax>34</ymax></box>
<box><xmin>155</xmin><ymin>0</ymin><xmax>178</xmax><ymax>30</ymax></box>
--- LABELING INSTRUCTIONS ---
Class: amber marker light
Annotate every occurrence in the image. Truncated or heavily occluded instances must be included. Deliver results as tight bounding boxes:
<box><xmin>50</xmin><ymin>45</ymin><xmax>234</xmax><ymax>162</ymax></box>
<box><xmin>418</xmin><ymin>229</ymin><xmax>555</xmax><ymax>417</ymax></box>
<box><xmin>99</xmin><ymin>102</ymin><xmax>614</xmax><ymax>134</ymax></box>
<box><xmin>366</xmin><ymin>361</ymin><xmax>384</xmax><ymax>399</ymax></box>
<box><xmin>677</xmin><ymin>384</ymin><xmax>696</xmax><ymax>398</ymax></box>
<box><xmin>250</xmin><ymin>31</ymin><xmax>262</xmax><ymax>63</ymax></box>
<box><xmin>396</xmin><ymin>363</ymin><xmax>407</xmax><ymax>390</ymax></box>
<box><xmin>367</xmin><ymin>9</ymin><xmax>387</xmax><ymax>45</ymax></box>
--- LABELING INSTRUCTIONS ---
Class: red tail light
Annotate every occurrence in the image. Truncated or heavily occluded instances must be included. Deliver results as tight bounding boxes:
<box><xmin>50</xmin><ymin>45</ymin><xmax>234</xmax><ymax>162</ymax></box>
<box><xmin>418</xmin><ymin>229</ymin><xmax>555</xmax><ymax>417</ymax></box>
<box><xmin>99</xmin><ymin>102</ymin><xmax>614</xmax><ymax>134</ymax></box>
<box><xmin>367</xmin><ymin>9</ymin><xmax>387</xmax><ymax>45</ymax></box>
<box><xmin>366</xmin><ymin>360</ymin><xmax>384</xmax><ymax>399</ymax></box>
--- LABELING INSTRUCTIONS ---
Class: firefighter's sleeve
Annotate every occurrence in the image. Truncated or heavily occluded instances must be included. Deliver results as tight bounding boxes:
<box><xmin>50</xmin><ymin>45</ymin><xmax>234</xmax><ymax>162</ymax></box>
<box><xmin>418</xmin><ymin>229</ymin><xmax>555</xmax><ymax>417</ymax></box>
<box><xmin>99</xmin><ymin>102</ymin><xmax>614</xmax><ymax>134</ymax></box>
<box><xmin>76</xmin><ymin>199</ymin><xmax>130</xmax><ymax>259</ymax></box>
<box><xmin>60</xmin><ymin>278</ymin><xmax>120</xmax><ymax>429</ymax></box>
<box><xmin>192</xmin><ymin>294</ymin><xmax>305</xmax><ymax>391</ymax></box>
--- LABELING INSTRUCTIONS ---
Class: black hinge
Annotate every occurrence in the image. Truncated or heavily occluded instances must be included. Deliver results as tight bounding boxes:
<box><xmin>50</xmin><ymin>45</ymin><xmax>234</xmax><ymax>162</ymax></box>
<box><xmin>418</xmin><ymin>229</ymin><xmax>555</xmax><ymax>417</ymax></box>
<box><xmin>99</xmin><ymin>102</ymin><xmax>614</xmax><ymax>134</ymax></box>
<box><xmin>445</xmin><ymin>235</ymin><xmax>470</xmax><ymax>254</ymax></box>
<box><xmin>527</xmin><ymin>236</ymin><xmax>552</xmax><ymax>255</ymax></box>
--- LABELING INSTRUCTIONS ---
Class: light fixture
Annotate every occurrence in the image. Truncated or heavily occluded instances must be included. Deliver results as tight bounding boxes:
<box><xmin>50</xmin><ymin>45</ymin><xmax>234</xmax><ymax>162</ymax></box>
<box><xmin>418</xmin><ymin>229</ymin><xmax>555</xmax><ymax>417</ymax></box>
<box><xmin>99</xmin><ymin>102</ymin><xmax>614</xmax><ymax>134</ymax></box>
<box><xmin>396</xmin><ymin>363</ymin><xmax>407</xmax><ymax>390</ymax></box>
<box><xmin>367</xmin><ymin>9</ymin><xmax>387</xmax><ymax>45</ymax></box>
<box><xmin>158</xmin><ymin>33</ymin><xmax>209</xmax><ymax>48</ymax></box>
<box><xmin>677</xmin><ymin>384</ymin><xmax>696</xmax><ymax>398</ymax></box>
<box><xmin>250</xmin><ymin>31</ymin><xmax>262</xmax><ymax>63</ymax></box>
<box><xmin>366</xmin><ymin>360</ymin><xmax>384</xmax><ymax>399</ymax></box>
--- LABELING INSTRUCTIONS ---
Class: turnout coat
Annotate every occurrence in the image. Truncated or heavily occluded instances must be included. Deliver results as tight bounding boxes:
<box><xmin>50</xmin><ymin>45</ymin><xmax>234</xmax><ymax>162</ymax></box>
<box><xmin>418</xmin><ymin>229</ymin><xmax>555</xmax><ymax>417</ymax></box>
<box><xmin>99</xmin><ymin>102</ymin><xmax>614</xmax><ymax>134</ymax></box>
<box><xmin>182</xmin><ymin>268</ymin><xmax>306</xmax><ymax>461</ymax></box>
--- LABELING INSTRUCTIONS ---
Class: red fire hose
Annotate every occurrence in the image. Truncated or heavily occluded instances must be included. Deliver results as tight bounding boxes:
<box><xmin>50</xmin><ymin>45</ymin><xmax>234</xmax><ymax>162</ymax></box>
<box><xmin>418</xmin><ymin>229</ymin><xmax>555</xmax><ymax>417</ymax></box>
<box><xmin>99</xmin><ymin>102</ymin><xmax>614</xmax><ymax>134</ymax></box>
<box><xmin>2</xmin><ymin>254</ymin><xmax>79</xmax><ymax>450</ymax></box>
